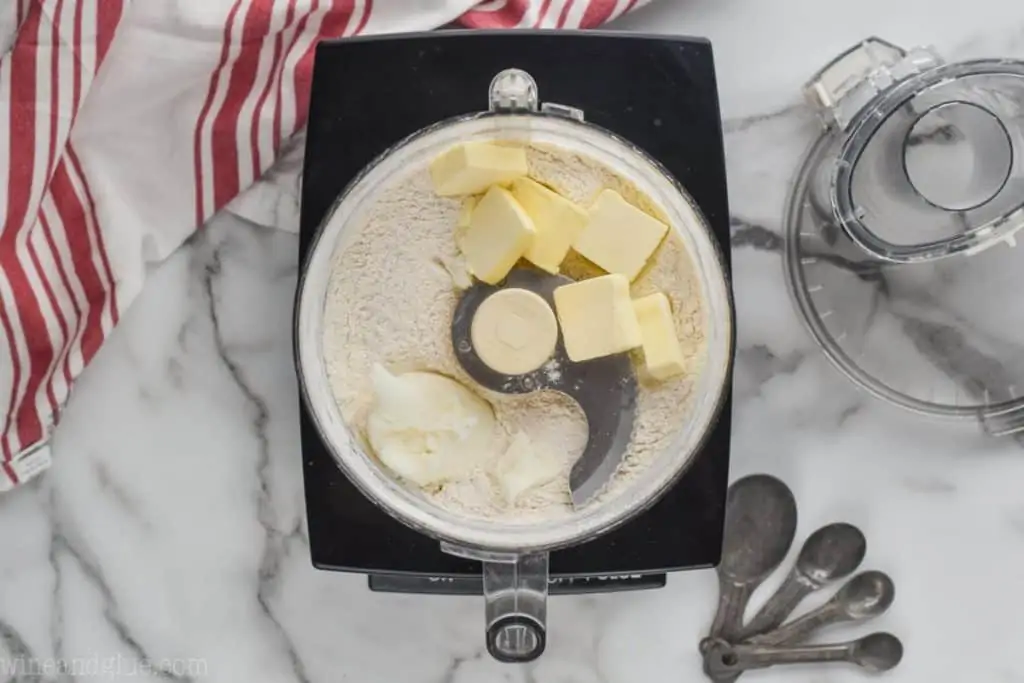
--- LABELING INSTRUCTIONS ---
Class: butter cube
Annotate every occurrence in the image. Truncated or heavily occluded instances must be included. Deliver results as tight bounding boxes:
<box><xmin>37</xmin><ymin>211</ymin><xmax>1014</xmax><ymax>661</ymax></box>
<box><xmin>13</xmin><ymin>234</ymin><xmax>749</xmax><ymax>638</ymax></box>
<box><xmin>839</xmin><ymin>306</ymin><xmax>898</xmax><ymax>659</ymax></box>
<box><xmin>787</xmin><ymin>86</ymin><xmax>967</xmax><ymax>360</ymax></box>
<box><xmin>454</xmin><ymin>196</ymin><xmax>479</xmax><ymax>243</ymax></box>
<box><xmin>510</xmin><ymin>178</ymin><xmax>588</xmax><ymax>273</ymax></box>
<box><xmin>456</xmin><ymin>196</ymin><xmax>479</xmax><ymax>232</ymax></box>
<box><xmin>633</xmin><ymin>292</ymin><xmax>685</xmax><ymax>380</ymax></box>
<box><xmin>430</xmin><ymin>142</ymin><xmax>528</xmax><ymax>196</ymax></box>
<box><xmin>573</xmin><ymin>189</ymin><xmax>669</xmax><ymax>281</ymax></box>
<box><xmin>458</xmin><ymin>186</ymin><xmax>535</xmax><ymax>284</ymax></box>
<box><xmin>553</xmin><ymin>274</ymin><xmax>642</xmax><ymax>362</ymax></box>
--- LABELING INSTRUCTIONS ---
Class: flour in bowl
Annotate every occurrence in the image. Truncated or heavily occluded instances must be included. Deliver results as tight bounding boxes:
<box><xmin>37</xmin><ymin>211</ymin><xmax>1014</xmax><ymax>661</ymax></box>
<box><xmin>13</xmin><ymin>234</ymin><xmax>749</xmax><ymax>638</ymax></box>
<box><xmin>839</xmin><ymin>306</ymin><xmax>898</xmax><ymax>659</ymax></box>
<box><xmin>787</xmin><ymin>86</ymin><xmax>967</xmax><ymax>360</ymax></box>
<box><xmin>321</xmin><ymin>144</ymin><xmax>707</xmax><ymax>522</ymax></box>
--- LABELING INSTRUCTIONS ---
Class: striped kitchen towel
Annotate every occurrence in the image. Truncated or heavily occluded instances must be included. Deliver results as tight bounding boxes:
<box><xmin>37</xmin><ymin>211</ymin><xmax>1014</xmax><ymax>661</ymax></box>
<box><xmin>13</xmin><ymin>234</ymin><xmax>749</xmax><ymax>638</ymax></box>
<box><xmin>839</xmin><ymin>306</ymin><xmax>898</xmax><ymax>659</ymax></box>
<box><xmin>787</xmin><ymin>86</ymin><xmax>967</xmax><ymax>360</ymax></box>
<box><xmin>0</xmin><ymin>0</ymin><xmax>652</xmax><ymax>492</ymax></box>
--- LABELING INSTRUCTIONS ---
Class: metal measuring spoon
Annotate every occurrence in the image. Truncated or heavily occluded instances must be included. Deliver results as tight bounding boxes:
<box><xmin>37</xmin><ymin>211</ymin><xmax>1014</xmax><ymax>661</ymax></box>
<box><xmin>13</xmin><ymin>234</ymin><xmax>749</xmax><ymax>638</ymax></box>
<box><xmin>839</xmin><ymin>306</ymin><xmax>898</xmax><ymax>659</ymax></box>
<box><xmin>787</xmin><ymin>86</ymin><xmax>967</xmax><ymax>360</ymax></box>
<box><xmin>748</xmin><ymin>570</ymin><xmax>895</xmax><ymax>646</ymax></box>
<box><xmin>701</xmin><ymin>475</ymin><xmax>798</xmax><ymax>651</ymax></box>
<box><xmin>704</xmin><ymin>632</ymin><xmax>903</xmax><ymax>679</ymax></box>
<box><xmin>737</xmin><ymin>522</ymin><xmax>866</xmax><ymax>640</ymax></box>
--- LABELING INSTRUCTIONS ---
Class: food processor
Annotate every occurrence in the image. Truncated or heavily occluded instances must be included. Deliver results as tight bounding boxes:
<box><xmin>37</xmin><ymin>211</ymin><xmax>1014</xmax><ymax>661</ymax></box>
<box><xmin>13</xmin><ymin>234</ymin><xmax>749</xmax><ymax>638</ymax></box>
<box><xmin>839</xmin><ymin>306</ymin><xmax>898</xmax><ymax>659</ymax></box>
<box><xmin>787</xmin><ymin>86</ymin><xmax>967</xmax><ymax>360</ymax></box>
<box><xmin>784</xmin><ymin>37</ymin><xmax>1024</xmax><ymax>438</ymax></box>
<box><xmin>294</xmin><ymin>31</ymin><xmax>736</xmax><ymax>662</ymax></box>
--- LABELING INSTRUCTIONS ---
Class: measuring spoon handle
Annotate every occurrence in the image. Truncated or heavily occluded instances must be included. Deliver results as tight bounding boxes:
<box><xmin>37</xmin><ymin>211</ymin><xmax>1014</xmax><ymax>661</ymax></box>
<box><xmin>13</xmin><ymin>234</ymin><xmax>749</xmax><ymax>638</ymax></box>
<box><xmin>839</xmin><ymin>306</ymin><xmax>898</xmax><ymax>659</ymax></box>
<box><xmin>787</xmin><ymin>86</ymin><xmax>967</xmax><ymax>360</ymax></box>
<box><xmin>738</xmin><ymin>573</ymin><xmax>812</xmax><ymax>639</ymax></box>
<box><xmin>747</xmin><ymin>603</ymin><xmax>845</xmax><ymax>646</ymax></box>
<box><xmin>731</xmin><ymin>641</ymin><xmax>853</xmax><ymax>670</ymax></box>
<box><xmin>709</xmin><ymin>576</ymin><xmax>754</xmax><ymax>643</ymax></box>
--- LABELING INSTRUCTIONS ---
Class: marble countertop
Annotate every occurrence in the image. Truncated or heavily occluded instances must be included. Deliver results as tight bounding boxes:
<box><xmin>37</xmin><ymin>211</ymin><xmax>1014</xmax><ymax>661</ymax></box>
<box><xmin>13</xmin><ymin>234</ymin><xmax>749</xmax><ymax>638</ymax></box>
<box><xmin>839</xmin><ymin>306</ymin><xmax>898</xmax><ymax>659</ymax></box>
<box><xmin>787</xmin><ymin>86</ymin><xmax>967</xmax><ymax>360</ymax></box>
<box><xmin>4</xmin><ymin>2</ymin><xmax>1024</xmax><ymax>682</ymax></box>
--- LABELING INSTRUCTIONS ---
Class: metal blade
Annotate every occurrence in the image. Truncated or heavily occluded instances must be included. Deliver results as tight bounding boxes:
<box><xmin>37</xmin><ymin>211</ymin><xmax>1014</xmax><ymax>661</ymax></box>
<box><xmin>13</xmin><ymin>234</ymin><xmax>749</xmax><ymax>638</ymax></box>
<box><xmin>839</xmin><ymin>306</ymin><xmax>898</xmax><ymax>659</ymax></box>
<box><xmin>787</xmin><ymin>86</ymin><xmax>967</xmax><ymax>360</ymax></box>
<box><xmin>451</xmin><ymin>267</ymin><xmax>637</xmax><ymax>508</ymax></box>
<box><xmin>566</xmin><ymin>356</ymin><xmax>636</xmax><ymax>507</ymax></box>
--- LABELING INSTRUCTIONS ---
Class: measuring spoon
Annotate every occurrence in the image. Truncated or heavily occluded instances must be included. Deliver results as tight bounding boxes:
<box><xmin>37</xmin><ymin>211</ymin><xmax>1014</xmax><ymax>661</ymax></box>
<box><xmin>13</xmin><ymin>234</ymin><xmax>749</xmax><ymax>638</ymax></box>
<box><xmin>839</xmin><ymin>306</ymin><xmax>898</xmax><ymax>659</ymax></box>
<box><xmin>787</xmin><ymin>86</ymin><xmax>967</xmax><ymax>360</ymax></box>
<box><xmin>702</xmin><ymin>474</ymin><xmax>798</xmax><ymax>651</ymax></box>
<box><xmin>737</xmin><ymin>522</ymin><xmax>866</xmax><ymax>640</ymax></box>
<box><xmin>749</xmin><ymin>570</ymin><xmax>895</xmax><ymax>646</ymax></box>
<box><xmin>704</xmin><ymin>632</ymin><xmax>903</xmax><ymax>678</ymax></box>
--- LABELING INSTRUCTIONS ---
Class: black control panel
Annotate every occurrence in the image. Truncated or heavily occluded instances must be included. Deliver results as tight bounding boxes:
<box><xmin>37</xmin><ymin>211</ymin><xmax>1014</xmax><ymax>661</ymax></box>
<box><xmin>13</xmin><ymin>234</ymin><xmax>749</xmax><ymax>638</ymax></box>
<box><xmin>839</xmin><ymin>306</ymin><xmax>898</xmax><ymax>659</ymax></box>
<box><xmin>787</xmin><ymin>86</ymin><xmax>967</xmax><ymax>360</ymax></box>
<box><xmin>368</xmin><ymin>572</ymin><xmax>667</xmax><ymax>595</ymax></box>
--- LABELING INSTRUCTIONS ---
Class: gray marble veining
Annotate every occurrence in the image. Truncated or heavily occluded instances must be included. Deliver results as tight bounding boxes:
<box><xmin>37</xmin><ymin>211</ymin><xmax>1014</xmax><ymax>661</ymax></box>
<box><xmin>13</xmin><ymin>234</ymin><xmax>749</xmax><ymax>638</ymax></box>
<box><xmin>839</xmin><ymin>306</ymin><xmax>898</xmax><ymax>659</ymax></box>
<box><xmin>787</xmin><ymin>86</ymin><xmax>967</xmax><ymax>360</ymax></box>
<box><xmin>2</xmin><ymin>3</ymin><xmax>1024</xmax><ymax>683</ymax></box>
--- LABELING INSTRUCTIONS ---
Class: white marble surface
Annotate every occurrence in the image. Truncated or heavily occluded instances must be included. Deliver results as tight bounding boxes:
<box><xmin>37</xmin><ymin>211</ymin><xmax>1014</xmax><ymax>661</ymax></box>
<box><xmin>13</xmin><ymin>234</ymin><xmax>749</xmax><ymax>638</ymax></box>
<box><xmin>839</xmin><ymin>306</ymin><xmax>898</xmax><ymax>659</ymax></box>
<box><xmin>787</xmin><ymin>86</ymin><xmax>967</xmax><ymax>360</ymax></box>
<box><xmin>4</xmin><ymin>3</ymin><xmax>1024</xmax><ymax>682</ymax></box>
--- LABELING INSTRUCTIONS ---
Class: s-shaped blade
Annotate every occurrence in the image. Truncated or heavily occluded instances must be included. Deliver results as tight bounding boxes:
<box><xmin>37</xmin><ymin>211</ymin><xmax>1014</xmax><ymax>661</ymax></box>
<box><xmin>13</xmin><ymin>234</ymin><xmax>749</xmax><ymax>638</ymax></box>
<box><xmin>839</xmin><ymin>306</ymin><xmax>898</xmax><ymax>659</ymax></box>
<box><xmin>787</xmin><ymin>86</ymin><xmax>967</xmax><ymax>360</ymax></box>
<box><xmin>451</xmin><ymin>267</ymin><xmax>637</xmax><ymax>508</ymax></box>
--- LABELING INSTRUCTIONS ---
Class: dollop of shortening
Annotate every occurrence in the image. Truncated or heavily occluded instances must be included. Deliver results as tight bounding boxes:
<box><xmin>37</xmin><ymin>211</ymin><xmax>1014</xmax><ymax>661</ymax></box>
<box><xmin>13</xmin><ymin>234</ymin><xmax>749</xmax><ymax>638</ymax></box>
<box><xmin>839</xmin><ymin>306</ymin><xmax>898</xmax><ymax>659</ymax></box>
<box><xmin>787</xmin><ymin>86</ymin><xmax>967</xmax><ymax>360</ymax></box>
<box><xmin>366</xmin><ymin>365</ymin><xmax>497</xmax><ymax>486</ymax></box>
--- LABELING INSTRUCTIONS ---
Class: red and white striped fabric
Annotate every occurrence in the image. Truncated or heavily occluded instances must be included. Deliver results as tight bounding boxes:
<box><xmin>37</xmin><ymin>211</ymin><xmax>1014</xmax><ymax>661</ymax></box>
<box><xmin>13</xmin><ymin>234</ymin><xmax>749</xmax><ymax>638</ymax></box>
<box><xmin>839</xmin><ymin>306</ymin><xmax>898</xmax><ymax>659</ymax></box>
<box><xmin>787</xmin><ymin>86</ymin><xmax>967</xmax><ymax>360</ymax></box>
<box><xmin>460</xmin><ymin>0</ymin><xmax>648</xmax><ymax>27</ymax></box>
<box><xmin>0</xmin><ymin>0</ymin><xmax>652</xmax><ymax>493</ymax></box>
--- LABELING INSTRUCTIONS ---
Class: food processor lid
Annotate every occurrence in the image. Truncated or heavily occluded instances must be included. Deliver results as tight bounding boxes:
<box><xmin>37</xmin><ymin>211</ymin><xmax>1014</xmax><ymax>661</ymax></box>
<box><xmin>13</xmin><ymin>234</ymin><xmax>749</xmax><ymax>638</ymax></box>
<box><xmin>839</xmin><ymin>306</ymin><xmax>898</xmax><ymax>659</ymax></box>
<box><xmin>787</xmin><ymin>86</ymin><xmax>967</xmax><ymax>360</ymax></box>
<box><xmin>783</xmin><ymin>38</ymin><xmax>1024</xmax><ymax>438</ymax></box>
<box><xmin>806</xmin><ymin>37</ymin><xmax>1024</xmax><ymax>263</ymax></box>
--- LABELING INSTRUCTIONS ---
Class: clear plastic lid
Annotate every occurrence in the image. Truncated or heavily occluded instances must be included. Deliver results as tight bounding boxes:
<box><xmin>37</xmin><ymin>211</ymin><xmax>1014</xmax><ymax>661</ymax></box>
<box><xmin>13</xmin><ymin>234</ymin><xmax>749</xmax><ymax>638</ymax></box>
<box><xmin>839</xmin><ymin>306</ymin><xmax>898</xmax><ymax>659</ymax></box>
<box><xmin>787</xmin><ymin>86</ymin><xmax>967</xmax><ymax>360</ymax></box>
<box><xmin>785</xmin><ymin>40</ymin><xmax>1024</xmax><ymax>437</ymax></box>
<box><xmin>807</xmin><ymin>38</ymin><xmax>1024</xmax><ymax>263</ymax></box>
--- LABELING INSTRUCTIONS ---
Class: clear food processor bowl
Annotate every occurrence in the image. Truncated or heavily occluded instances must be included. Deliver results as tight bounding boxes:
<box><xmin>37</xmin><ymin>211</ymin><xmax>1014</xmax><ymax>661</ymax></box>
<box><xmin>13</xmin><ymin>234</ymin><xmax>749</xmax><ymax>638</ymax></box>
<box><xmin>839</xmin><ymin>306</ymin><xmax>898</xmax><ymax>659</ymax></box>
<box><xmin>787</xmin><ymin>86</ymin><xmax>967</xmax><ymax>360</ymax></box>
<box><xmin>295</xmin><ymin>70</ymin><xmax>734</xmax><ymax>662</ymax></box>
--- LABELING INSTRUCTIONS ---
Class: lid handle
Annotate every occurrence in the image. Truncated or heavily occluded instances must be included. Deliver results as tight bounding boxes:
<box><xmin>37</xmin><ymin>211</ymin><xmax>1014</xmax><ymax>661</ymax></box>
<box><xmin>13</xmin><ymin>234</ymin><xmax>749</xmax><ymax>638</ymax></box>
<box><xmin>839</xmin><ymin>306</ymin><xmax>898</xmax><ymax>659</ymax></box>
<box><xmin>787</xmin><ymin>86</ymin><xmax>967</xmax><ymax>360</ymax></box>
<box><xmin>804</xmin><ymin>37</ymin><xmax>943</xmax><ymax>130</ymax></box>
<box><xmin>488</xmin><ymin>68</ymin><xmax>586</xmax><ymax>121</ymax></box>
<box><xmin>442</xmin><ymin>542</ymin><xmax>549</xmax><ymax>663</ymax></box>
<box><xmin>489</xmin><ymin>68</ymin><xmax>540</xmax><ymax>113</ymax></box>
<box><xmin>483</xmin><ymin>552</ymin><xmax>548</xmax><ymax>663</ymax></box>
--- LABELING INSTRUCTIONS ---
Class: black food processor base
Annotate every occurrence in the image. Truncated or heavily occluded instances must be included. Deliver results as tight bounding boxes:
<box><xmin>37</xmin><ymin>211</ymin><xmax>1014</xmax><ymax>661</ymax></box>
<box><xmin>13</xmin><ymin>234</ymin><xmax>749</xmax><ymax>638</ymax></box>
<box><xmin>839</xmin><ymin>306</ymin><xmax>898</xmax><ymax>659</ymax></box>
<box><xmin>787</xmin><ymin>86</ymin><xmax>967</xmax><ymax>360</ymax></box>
<box><xmin>298</xmin><ymin>30</ymin><xmax>733</xmax><ymax>595</ymax></box>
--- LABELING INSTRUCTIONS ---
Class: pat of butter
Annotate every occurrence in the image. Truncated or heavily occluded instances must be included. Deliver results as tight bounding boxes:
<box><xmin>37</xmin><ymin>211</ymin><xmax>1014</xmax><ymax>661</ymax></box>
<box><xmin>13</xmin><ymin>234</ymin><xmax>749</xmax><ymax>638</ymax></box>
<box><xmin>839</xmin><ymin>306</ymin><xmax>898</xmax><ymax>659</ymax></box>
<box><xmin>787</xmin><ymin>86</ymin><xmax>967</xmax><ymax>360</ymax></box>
<box><xmin>573</xmin><ymin>189</ymin><xmax>669</xmax><ymax>281</ymax></box>
<box><xmin>510</xmin><ymin>178</ymin><xmax>588</xmax><ymax>273</ymax></box>
<box><xmin>494</xmin><ymin>431</ymin><xmax>564</xmax><ymax>505</ymax></box>
<box><xmin>632</xmin><ymin>292</ymin><xmax>685</xmax><ymax>380</ymax></box>
<box><xmin>457</xmin><ymin>186</ymin><xmax>535</xmax><ymax>284</ymax></box>
<box><xmin>430</xmin><ymin>142</ymin><xmax>528</xmax><ymax>196</ymax></box>
<box><xmin>456</xmin><ymin>196</ymin><xmax>479</xmax><ymax>233</ymax></box>
<box><xmin>553</xmin><ymin>274</ymin><xmax>642</xmax><ymax>362</ymax></box>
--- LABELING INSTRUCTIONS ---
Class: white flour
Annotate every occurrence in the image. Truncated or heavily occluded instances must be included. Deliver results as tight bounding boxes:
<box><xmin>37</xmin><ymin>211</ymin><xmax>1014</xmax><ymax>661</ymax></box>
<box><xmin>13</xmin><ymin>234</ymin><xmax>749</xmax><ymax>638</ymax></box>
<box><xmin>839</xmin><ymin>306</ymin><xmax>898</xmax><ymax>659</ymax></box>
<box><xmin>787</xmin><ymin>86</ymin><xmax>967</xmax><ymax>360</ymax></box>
<box><xmin>322</xmin><ymin>144</ymin><xmax>706</xmax><ymax>523</ymax></box>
